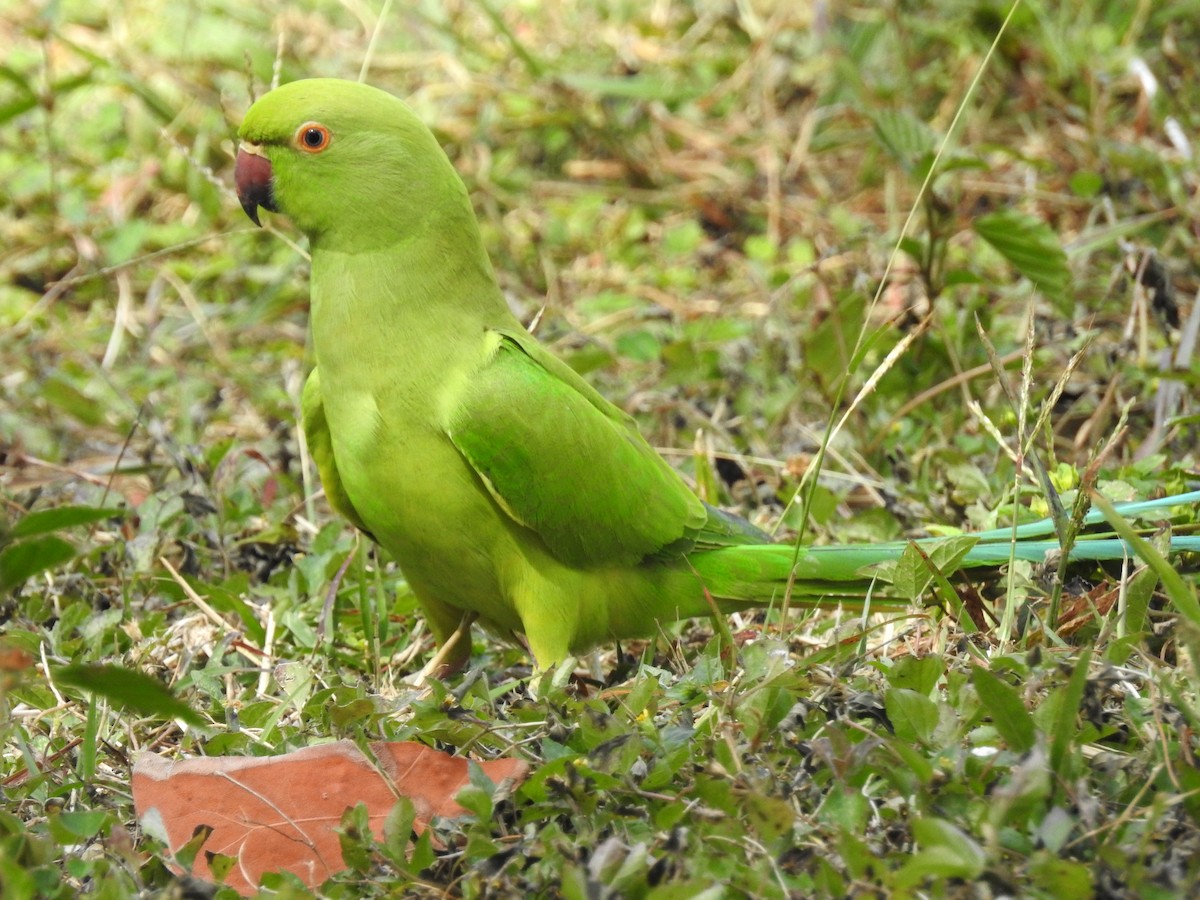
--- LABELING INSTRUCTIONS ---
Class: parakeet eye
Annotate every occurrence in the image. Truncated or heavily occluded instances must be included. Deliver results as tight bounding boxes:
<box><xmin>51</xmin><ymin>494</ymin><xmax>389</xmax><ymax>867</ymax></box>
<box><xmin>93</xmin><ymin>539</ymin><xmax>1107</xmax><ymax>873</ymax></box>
<box><xmin>295</xmin><ymin>123</ymin><xmax>331</xmax><ymax>153</ymax></box>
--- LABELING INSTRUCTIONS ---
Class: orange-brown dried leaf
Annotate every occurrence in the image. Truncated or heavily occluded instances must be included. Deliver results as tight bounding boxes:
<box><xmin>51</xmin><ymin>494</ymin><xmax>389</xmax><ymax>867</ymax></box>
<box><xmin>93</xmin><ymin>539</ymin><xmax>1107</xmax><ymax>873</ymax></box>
<box><xmin>1057</xmin><ymin>583</ymin><xmax>1120</xmax><ymax>637</ymax></box>
<box><xmin>132</xmin><ymin>740</ymin><xmax>527</xmax><ymax>895</ymax></box>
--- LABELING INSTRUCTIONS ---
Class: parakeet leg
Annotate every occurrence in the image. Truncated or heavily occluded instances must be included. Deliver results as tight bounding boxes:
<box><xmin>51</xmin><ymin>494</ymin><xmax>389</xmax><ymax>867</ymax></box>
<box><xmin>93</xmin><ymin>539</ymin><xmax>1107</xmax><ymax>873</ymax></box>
<box><xmin>511</xmin><ymin>590</ymin><xmax>575</xmax><ymax>670</ymax></box>
<box><xmin>414</xmin><ymin>593</ymin><xmax>475</xmax><ymax>675</ymax></box>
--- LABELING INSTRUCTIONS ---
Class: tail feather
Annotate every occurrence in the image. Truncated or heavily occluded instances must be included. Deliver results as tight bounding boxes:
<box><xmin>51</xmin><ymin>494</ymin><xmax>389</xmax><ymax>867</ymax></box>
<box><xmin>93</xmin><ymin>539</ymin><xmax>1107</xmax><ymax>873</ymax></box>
<box><xmin>688</xmin><ymin>489</ymin><xmax>1199</xmax><ymax>606</ymax></box>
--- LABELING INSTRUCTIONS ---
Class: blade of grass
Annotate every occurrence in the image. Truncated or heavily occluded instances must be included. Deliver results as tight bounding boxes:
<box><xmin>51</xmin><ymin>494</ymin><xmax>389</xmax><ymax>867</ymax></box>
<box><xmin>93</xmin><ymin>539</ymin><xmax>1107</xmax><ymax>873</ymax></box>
<box><xmin>1089</xmin><ymin>492</ymin><xmax>1200</xmax><ymax>628</ymax></box>
<box><xmin>1050</xmin><ymin>648</ymin><xmax>1091</xmax><ymax>800</ymax></box>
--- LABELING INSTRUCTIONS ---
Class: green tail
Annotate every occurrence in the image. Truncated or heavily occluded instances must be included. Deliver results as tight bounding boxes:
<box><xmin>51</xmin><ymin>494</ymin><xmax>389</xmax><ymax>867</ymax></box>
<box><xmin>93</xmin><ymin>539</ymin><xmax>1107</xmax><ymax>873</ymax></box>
<box><xmin>691</xmin><ymin>489</ymin><xmax>1200</xmax><ymax>606</ymax></box>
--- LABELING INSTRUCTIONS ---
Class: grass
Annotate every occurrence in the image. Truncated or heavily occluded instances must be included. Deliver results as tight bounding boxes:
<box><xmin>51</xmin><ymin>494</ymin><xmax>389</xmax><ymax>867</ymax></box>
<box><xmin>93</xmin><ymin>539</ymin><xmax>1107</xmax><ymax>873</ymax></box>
<box><xmin>3</xmin><ymin>0</ymin><xmax>1200</xmax><ymax>896</ymax></box>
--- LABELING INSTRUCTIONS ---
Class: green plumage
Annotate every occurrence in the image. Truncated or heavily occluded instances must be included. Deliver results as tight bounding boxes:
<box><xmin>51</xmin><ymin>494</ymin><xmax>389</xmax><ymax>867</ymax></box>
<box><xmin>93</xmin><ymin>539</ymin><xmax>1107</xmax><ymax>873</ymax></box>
<box><xmin>236</xmin><ymin>79</ymin><xmax>1200</xmax><ymax>668</ymax></box>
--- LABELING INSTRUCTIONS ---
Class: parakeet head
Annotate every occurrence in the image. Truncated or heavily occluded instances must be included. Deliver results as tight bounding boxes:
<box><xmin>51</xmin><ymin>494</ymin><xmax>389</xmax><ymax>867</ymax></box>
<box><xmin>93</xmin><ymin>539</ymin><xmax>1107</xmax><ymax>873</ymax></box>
<box><xmin>235</xmin><ymin>79</ymin><xmax>472</xmax><ymax>250</ymax></box>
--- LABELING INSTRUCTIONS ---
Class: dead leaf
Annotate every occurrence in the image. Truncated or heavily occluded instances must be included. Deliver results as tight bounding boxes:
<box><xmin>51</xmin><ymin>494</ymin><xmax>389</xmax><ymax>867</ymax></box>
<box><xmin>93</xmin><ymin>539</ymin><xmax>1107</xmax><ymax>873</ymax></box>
<box><xmin>1057</xmin><ymin>582</ymin><xmax>1120</xmax><ymax>637</ymax></box>
<box><xmin>0</xmin><ymin>644</ymin><xmax>35</xmax><ymax>673</ymax></box>
<box><xmin>132</xmin><ymin>740</ymin><xmax>528</xmax><ymax>895</ymax></box>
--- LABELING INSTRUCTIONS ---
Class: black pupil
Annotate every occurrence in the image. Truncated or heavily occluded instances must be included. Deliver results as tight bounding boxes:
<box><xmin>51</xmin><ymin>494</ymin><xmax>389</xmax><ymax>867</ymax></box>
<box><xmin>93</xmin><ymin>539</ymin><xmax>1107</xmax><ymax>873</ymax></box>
<box><xmin>304</xmin><ymin>128</ymin><xmax>324</xmax><ymax>147</ymax></box>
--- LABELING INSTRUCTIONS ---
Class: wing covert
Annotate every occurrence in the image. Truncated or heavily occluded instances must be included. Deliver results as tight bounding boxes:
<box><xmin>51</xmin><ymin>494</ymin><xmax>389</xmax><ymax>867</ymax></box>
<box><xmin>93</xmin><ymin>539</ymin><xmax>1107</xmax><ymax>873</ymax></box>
<box><xmin>447</xmin><ymin>331</ymin><xmax>708</xmax><ymax>568</ymax></box>
<box><xmin>302</xmin><ymin>367</ymin><xmax>373</xmax><ymax>537</ymax></box>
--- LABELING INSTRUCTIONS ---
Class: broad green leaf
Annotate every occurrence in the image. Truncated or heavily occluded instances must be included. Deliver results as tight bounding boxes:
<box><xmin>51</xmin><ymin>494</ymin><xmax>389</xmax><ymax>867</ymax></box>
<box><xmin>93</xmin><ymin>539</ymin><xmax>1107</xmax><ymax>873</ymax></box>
<box><xmin>1027</xmin><ymin>852</ymin><xmax>1092</xmax><ymax>900</ymax></box>
<box><xmin>56</xmin><ymin>664</ymin><xmax>205</xmax><ymax>727</ymax></box>
<box><xmin>888</xmin><ymin>738</ymin><xmax>935</xmax><ymax>785</ymax></box>
<box><xmin>891</xmin><ymin>536</ymin><xmax>980</xmax><ymax>602</ymax></box>
<box><xmin>744</xmin><ymin>792</ymin><xmax>795</xmax><ymax>844</ymax></box>
<box><xmin>9</xmin><ymin>506</ymin><xmax>119</xmax><ymax>539</ymax></box>
<box><xmin>911</xmin><ymin>819</ymin><xmax>986</xmax><ymax>868</ymax></box>
<box><xmin>943</xmin><ymin>268</ymin><xmax>985</xmax><ymax>286</ymax></box>
<box><xmin>48</xmin><ymin>809</ymin><xmax>109</xmax><ymax>842</ymax></box>
<box><xmin>871</xmin><ymin>109</ymin><xmax>937</xmax><ymax>172</ymax></box>
<box><xmin>1036</xmin><ymin>806</ymin><xmax>1075</xmax><ymax>855</ymax></box>
<box><xmin>1121</xmin><ymin>564</ymin><xmax>1159</xmax><ymax>639</ymax></box>
<box><xmin>381</xmin><ymin>795</ymin><xmax>417</xmax><ymax>870</ymax></box>
<box><xmin>337</xmin><ymin>803</ymin><xmax>373</xmax><ymax>872</ymax></box>
<box><xmin>973</xmin><ymin>208</ymin><xmax>1071</xmax><ymax>311</ymax></box>
<box><xmin>971</xmin><ymin>665</ymin><xmax>1035</xmax><ymax>753</ymax></box>
<box><xmin>896</xmin><ymin>817</ymin><xmax>986</xmax><ymax>886</ymax></box>
<box><xmin>886</xmin><ymin>654</ymin><xmax>943</xmax><ymax>695</ymax></box>
<box><xmin>886</xmin><ymin>688</ymin><xmax>939</xmax><ymax>744</ymax></box>
<box><xmin>926</xmin><ymin>535</ymin><xmax>981</xmax><ymax>573</ymax></box>
<box><xmin>453</xmin><ymin>783</ymin><xmax>494</xmax><ymax>820</ymax></box>
<box><xmin>1068</xmin><ymin>170</ymin><xmax>1104</xmax><ymax>198</ymax></box>
<box><xmin>1049</xmin><ymin>649</ymin><xmax>1091</xmax><ymax>791</ymax></box>
<box><xmin>41</xmin><ymin>376</ymin><xmax>106</xmax><ymax>427</ymax></box>
<box><xmin>0</xmin><ymin>535</ymin><xmax>77</xmax><ymax>592</ymax></box>
<box><xmin>170</xmin><ymin>823</ymin><xmax>214</xmax><ymax>872</ymax></box>
<box><xmin>202</xmin><ymin>579</ymin><xmax>266</xmax><ymax>646</ymax></box>
<box><xmin>409</xmin><ymin>827</ymin><xmax>436</xmax><ymax>871</ymax></box>
<box><xmin>206</xmin><ymin>851</ymin><xmax>236</xmax><ymax>885</ymax></box>
<box><xmin>893</xmin><ymin>543</ymin><xmax>933</xmax><ymax>600</ymax></box>
<box><xmin>817</xmin><ymin>785</ymin><xmax>869</xmax><ymax>832</ymax></box>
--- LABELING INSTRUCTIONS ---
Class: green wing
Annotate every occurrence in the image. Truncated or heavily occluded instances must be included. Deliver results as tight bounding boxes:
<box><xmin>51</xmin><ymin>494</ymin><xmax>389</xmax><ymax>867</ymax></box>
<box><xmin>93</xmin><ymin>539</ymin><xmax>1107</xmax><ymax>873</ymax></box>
<box><xmin>447</xmin><ymin>329</ymin><xmax>719</xmax><ymax>568</ymax></box>
<box><xmin>301</xmin><ymin>367</ymin><xmax>372</xmax><ymax>537</ymax></box>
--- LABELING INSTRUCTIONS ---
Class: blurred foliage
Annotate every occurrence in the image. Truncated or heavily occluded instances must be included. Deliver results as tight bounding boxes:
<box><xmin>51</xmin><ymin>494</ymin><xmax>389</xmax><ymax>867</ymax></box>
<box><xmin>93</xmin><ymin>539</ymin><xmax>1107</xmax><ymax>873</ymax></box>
<box><xmin>2</xmin><ymin>0</ymin><xmax>1200</xmax><ymax>896</ymax></box>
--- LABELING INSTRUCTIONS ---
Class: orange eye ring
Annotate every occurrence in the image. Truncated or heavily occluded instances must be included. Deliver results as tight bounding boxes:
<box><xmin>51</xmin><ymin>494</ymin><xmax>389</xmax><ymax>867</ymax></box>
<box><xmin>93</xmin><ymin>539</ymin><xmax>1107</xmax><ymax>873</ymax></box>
<box><xmin>295</xmin><ymin>123</ymin><xmax>331</xmax><ymax>153</ymax></box>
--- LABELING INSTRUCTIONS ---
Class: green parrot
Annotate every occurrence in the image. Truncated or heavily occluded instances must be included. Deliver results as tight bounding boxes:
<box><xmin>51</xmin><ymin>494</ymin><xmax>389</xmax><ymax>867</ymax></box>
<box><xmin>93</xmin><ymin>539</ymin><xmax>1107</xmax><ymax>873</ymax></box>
<box><xmin>234</xmin><ymin>79</ymin><xmax>1200</xmax><ymax>669</ymax></box>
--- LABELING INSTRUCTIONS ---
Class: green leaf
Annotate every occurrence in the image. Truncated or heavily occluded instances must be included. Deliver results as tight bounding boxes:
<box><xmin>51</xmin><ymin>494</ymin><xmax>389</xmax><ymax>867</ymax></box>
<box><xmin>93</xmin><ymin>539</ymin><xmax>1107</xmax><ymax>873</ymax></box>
<box><xmin>744</xmin><ymin>792</ymin><xmax>795</xmax><ymax>844</ymax></box>
<box><xmin>1122</xmin><ymin>564</ymin><xmax>1159</xmax><ymax>638</ymax></box>
<box><xmin>206</xmin><ymin>851</ymin><xmax>236</xmax><ymax>885</ymax></box>
<box><xmin>382</xmin><ymin>796</ymin><xmax>418</xmax><ymax>871</ymax></box>
<box><xmin>817</xmin><ymin>785</ymin><xmax>869</xmax><ymax>832</ymax></box>
<box><xmin>48</xmin><ymin>809</ymin><xmax>109</xmax><ymax>842</ymax></box>
<box><xmin>888</xmin><ymin>738</ymin><xmax>935</xmax><ymax>785</ymax></box>
<box><xmin>896</xmin><ymin>818</ymin><xmax>986</xmax><ymax>887</ymax></box>
<box><xmin>41</xmin><ymin>376</ymin><xmax>106</xmax><ymax>427</ymax></box>
<box><xmin>454</xmin><ymin>783</ymin><xmax>494</xmax><ymax>820</ymax></box>
<box><xmin>892</xmin><ymin>543</ymin><xmax>933</xmax><ymax>600</ymax></box>
<box><xmin>337</xmin><ymin>803</ymin><xmax>374</xmax><ymax>872</ymax></box>
<box><xmin>971</xmin><ymin>666</ymin><xmax>1036</xmax><ymax>753</ymax></box>
<box><xmin>410</xmin><ymin>827</ymin><xmax>436</xmax><ymax>871</ymax></box>
<box><xmin>1090</xmin><ymin>491</ymin><xmax>1200</xmax><ymax>628</ymax></box>
<box><xmin>203</xmin><ymin>579</ymin><xmax>267</xmax><ymax>646</ymax></box>
<box><xmin>1028</xmin><ymin>851</ymin><xmax>1092</xmax><ymax>900</ymax></box>
<box><xmin>871</xmin><ymin>109</ymin><xmax>937</xmax><ymax>172</ymax></box>
<box><xmin>0</xmin><ymin>535</ymin><xmax>78</xmax><ymax>592</ymax></box>
<box><xmin>925</xmin><ymin>535</ymin><xmax>980</xmax><ymax>573</ymax></box>
<box><xmin>1064</xmin><ymin>209</ymin><xmax>1172</xmax><ymax>258</ymax></box>
<box><xmin>943</xmin><ymin>268</ymin><xmax>984</xmax><ymax>286</ymax></box>
<box><xmin>1049</xmin><ymin>649</ymin><xmax>1091</xmax><ymax>792</ymax></box>
<box><xmin>886</xmin><ymin>654</ymin><xmax>943</xmax><ymax>695</ymax></box>
<box><xmin>889</xmin><ymin>538</ymin><xmax>979</xmax><ymax>632</ymax></box>
<box><xmin>1036</xmin><ymin>806</ymin><xmax>1075</xmax><ymax>855</ymax></box>
<box><xmin>9</xmin><ymin>506</ymin><xmax>119</xmax><ymax>539</ymax></box>
<box><xmin>0</xmin><ymin>64</ymin><xmax>39</xmax><ymax>125</ymax></box>
<box><xmin>171</xmin><ymin>823</ymin><xmax>214</xmax><ymax>873</ymax></box>
<box><xmin>973</xmin><ymin>208</ymin><xmax>1071</xmax><ymax>311</ymax></box>
<box><xmin>55</xmin><ymin>664</ymin><xmax>205</xmax><ymax>727</ymax></box>
<box><xmin>1068</xmin><ymin>170</ymin><xmax>1104</xmax><ymax>198</ymax></box>
<box><xmin>615</xmin><ymin>329</ymin><xmax>661</xmax><ymax>363</ymax></box>
<box><xmin>885</xmin><ymin>688</ymin><xmax>940</xmax><ymax>744</ymax></box>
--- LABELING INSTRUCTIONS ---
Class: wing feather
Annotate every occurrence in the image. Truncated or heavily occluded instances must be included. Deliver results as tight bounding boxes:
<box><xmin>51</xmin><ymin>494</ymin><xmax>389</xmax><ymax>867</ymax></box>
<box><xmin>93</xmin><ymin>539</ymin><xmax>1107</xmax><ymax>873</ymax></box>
<box><xmin>302</xmin><ymin>367</ymin><xmax>373</xmax><ymax>537</ymax></box>
<box><xmin>447</xmin><ymin>330</ymin><xmax>709</xmax><ymax>568</ymax></box>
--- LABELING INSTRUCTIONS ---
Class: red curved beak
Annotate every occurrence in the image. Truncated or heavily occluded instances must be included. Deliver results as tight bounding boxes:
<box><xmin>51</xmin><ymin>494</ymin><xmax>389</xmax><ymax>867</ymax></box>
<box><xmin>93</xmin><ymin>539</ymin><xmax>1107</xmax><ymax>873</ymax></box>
<box><xmin>235</xmin><ymin>144</ymin><xmax>278</xmax><ymax>226</ymax></box>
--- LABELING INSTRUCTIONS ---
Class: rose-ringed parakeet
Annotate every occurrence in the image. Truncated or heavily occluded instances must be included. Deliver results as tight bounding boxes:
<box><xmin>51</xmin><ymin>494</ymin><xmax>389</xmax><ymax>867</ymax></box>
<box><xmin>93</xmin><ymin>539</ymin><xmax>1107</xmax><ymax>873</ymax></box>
<box><xmin>234</xmin><ymin>79</ymin><xmax>1200</xmax><ymax>669</ymax></box>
